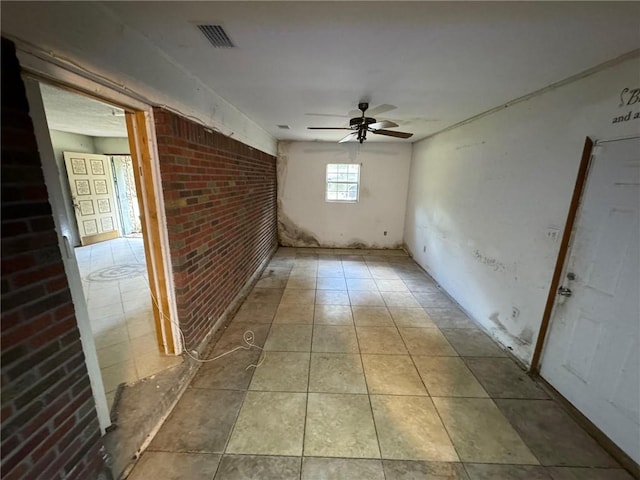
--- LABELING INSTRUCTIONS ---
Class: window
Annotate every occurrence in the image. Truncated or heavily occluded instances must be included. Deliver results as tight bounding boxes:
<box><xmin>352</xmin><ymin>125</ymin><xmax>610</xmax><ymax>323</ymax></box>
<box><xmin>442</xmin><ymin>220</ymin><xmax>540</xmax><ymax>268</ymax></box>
<box><xmin>326</xmin><ymin>163</ymin><xmax>360</xmax><ymax>202</ymax></box>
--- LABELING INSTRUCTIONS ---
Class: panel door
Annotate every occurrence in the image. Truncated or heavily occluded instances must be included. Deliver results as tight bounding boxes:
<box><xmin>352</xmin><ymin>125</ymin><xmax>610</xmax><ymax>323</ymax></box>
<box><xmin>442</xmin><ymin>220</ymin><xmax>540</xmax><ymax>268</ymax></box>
<box><xmin>64</xmin><ymin>152</ymin><xmax>121</xmax><ymax>246</ymax></box>
<box><xmin>540</xmin><ymin>137</ymin><xmax>640</xmax><ymax>463</ymax></box>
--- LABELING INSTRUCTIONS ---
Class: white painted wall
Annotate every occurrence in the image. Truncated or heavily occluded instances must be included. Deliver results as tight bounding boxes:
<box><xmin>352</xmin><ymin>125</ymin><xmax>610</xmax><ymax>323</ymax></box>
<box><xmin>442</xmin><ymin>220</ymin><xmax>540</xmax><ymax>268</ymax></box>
<box><xmin>404</xmin><ymin>57</ymin><xmax>640</xmax><ymax>365</ymax></box>
<box><xmin>2</xmin><ymin>2</ymin><xmax>277</xmax><ymax>156</ymax></box>
<box><xmin>93</xmin><ymin>137</ymin><xmax>130</xmax><ymax>154</ymax></box>
<box><xmin>278</xmin><ymin>141</ymin><xmax>411</xmax><ymax>248</ymax></box>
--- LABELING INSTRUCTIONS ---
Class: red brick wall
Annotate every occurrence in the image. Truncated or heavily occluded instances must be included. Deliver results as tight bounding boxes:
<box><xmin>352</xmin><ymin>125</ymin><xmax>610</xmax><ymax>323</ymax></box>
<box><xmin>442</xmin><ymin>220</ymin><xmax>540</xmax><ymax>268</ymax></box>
<box><xmin>154</xmin><ymin>108</ymin><xmax>278</xmax><ymax>348</ymax></box>
<box><xmin>1</xmin><ymin>38</ymin><xmax>112</xmax><ymax>480</ymax></box>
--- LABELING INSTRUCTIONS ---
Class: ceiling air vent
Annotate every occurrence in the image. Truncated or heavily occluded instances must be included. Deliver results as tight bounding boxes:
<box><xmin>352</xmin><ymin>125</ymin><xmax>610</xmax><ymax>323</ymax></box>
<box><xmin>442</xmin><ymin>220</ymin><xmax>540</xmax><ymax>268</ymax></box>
<box><xmin>197</xmin><ymin>25</ymin><xmax>235</xmax><ymax>48</ymax></box>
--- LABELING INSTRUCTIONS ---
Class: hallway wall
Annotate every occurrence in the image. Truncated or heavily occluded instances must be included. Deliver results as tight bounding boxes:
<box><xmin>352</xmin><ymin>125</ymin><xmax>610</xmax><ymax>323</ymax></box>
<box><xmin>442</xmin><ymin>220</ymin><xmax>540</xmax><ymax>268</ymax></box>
<box><xmin>404</xmin><ymin>55</ymin><xmax>640</xmax><ymax>365</ymax></box>
<box><xmin>93</xmin><ymin>137</ymin><xmax>130</xmax><ymax>155</ymax></box>
<box><xmin>278</xmin><ymin>141</ymin><xmax>411</xmax><ymax>248</ymax></box>
<box><xmin>1</xmin><ymin>38</ymin><xmax>111</xmax><ymax>480</ymax></box>
<box><xmin>154</xmin><ymin>108</ymin><xmax>278</xmax><ymax>349</ymax></box>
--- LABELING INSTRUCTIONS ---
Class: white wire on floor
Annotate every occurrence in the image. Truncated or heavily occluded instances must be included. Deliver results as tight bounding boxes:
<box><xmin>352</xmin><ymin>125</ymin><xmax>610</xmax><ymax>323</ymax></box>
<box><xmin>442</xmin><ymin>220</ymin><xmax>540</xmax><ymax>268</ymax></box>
<box><xmin>177</xmin><ymin>327</ymin><xmax>266</xmax><ymax>370</ymax></box>
<box><xmin>149</xmin><ymin>290</ymin><xmax>266</xmax><ymax>370</ymax></box>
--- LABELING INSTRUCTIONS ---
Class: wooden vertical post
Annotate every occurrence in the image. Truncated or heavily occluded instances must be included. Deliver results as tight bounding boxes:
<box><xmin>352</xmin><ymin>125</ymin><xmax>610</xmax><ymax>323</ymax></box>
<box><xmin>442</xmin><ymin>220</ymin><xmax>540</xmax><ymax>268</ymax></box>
<box><xmin>125</xmin><ymin>111</ymin><xmax>176</xmax><ymax>354</ymax></box>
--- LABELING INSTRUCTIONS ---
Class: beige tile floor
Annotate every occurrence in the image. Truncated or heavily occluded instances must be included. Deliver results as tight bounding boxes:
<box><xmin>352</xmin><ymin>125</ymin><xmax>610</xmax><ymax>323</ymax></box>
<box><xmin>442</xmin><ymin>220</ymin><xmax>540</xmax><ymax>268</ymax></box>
<box><xmin>130</xmin><ymin>248</ymin><xmax>633</xmax><ymax>480</ymax></box>
<box><xmin>76</xmin><ymin>236</ymin><xmax>182</xmax><ymax>410</ymax></box>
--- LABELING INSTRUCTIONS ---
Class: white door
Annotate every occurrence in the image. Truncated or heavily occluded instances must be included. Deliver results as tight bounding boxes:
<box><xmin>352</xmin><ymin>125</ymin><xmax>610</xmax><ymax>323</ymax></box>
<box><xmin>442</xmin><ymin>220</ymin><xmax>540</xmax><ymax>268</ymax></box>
<box><xmin>540</xmin><ymin>136</ymin><xmax>640</xmax><ymax>463</ymax></box>
<box><xmin>64</xmin><ymin>152</ymin><xmax>121</xmax><ymax>245</ymax></box>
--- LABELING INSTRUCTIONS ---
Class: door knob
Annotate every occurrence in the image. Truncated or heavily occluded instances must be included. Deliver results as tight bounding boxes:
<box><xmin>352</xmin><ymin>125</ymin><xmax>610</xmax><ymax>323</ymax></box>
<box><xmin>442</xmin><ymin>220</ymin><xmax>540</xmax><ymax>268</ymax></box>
<box><xmin>558</xmin><ymin>286</ymin><xmax>572</xmax><ymax>297</ymax></box>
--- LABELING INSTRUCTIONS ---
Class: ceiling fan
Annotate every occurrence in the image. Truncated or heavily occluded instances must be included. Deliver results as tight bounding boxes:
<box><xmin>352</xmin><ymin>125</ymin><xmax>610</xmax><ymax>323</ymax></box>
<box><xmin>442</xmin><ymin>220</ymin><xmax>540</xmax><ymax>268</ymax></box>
<box><xmin>307</xmin><ymin>102</ymin><xmax>414</xmax><ymax>143</ymax></box>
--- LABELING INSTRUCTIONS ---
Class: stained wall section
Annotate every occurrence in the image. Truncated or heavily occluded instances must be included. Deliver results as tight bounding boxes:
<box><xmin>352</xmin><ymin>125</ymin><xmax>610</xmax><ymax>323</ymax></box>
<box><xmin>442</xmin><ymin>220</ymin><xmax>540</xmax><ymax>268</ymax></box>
<box><xmin>404</xmin><ymin>56</ymin><xmax>640</xmax><ymax>365</ymax></box>
<box><xmin>277</xmin><ymin>141</ymin><xmax>412</xmax><ymax>248</ymax></box>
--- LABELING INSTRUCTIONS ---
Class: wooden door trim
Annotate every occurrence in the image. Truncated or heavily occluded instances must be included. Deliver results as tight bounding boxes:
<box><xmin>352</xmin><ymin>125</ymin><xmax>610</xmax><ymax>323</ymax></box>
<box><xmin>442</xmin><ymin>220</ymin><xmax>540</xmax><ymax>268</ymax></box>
<box><xmin>530</xmin><ymin>137</ymin><xmax>594</xmax><ymax>373</ymax></box>
<box><xmin>126</xmin><ymin>111</ymin><xmax>176</xmax><ymax>354</ymax></box>
<box><xmin>17</xmin><ymin>52</ymin><xmax>182</xmax><ymax>356</ymax></box>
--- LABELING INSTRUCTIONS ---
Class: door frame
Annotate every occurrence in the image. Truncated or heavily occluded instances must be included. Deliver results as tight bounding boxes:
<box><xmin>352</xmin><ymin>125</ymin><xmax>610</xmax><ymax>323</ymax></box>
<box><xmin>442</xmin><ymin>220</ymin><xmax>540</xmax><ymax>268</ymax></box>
<box><xmin>530</xmin><ymin>136</ymin><xmax>594</xmax><ymax>373</ymax></box>
<box><xmin>531</xmin><ymin>135</ymin><xmax>640</xmax><ymax>475</ymax></box>
<box><xmin>17</xmin><ymin>44</ymin><xmax>182</xmax><ymax>429</ymax></box>
<box><xmin>16</xmin><ymin>46</ymin><xmax>181</xmax><ymax>355</ymax></box>
<box><xmin>125</xmin><ymin>111</ymin><xmax>177</xmax><ymax>355</ymax></box>
<box><xmin>531</xmin><ymin>134</ymin><xmax>640</xmax><ymax>372</ymax></box>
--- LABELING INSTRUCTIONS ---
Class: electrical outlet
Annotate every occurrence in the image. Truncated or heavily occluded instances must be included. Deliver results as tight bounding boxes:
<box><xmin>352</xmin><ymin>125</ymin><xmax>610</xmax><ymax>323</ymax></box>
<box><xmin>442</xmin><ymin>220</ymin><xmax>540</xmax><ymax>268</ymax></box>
<box><xmin>511</xmin><ymin>307</ymin><xmax>520</xmax><ymax>320</ymax></box>
<box><xmin>383</xmin><ymin>231</ymin><xmax>387</xmax><ymax>236</ymax></box>
<box><xmin>423</xmin><ymin>245</ymin><xmax>426</xmax><ymax>253</ymax></box>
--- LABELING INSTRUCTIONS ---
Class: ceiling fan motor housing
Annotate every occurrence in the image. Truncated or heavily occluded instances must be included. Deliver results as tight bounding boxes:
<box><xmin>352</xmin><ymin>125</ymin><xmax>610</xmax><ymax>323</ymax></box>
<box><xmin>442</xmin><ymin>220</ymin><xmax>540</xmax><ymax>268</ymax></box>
<box><xmin>350</xmin><ymin>117</ymin><xmax>376</xmax><ymax>127</ymax></box>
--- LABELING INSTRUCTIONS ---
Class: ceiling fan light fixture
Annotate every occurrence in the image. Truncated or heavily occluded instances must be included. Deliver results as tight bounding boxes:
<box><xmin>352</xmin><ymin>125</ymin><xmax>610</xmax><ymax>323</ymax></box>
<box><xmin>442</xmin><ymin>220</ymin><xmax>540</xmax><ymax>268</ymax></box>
<box><xmin>307</xmin><ymin>102</ymin><xmax>413</xmax><ymax>143</ymax></box>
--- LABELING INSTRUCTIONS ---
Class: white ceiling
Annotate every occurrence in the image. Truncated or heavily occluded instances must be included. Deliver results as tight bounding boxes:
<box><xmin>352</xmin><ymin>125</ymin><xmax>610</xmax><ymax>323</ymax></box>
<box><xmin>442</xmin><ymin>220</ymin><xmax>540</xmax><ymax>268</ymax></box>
<box><xmin>100</xmin><ymin>1</ymin><xmax>639</xmax><ymax>142</ymax></box>
<box><xmin>40</xmin><ymin>84</ymin><xmax>127</xmax><ymax>137</ymax></box>
<box><xmin>9</xmin><ymin>2</ymin><xmax>640</xmax><ymax>143</ymax></box>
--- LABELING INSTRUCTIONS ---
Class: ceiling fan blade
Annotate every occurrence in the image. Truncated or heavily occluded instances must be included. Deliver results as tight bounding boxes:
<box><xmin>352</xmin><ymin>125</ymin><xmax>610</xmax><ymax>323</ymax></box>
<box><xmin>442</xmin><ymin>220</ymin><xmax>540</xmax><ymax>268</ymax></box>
<box><xmin>338</xmin><ymin>132</ymin><xmax>358</xmax><ymax>143</ymax></box>
<box><xmin>369</xmin><ymin>120</ymin><xmax>398</xmax><ymax>129</ymax></box>
<box><xmin>367</xmin><ymin>104</ymin><xmax>397</xmax><ymax>117</ymax></box>
<box><xmin>305</xmin><ymin>113</ymin><xmax>351</xmax><ymax>118</ymax></box>
<box><xmin>347</xmin><ymin>103</ymin><xmax>397</xmax><ymax>118</ymax></box>
<box><xmin>371</xmin><ymin>129</ymin><xmax>413</xmax><ymax>139</ymax></box>
<box><xmin>307</xmin><ymin>127</ymin><xmax>352</xmax><ymax>130</ymax></box>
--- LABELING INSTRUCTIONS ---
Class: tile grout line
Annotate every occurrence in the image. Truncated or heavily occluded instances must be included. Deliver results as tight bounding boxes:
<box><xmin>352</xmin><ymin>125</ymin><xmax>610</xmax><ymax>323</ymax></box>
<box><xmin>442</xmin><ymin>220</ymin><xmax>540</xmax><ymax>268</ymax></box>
<box><xmin>457</xmin><ymin>370</ymin><xmax>544</xmax><ymax>467</ymax></box>
<box><xmin>208</xmin><ymin>251</ymin><xmax>563</xmax><ymax>478</ymax></box>
<box><xmin>393</xmin><ymin>276</ymin><xmax>466</xmax><ymax>465</ymax></box>
<box><xmin>217</xmin><ymin>278</ymin><xmax>280</xmax><ymax>469</ymax></box>
<box><xmin>399</xmin><ymin>258</ymin><xmax>543</xmax><ymax>467</ymax></box>
<box><xmin>420</xmin><ymin>306</ymin><xmax>548</xmax><ymax>465</ymax></box>
<box><xmin>81</xmin><ymin>237</ymin><xmax>155</xmax><ymax>389</ymax></box>
<box><xmin>353</xmin><ymin>262</ymin><xmax>385</xmax><ymax>470</ymax></box>
<box><xmin>345</xmin><ymin>256</ymin><xmax>387</xmax><ymax>479</ymax></box>
<box><xmin>299</xmin><ymin>259</ymin><xmax>316</xmax><ymax>476</ymax></box>
<box><xmin>274</xmin><ymin>255</ymin><xmax>306</xmax><ymax>477</ymax></box>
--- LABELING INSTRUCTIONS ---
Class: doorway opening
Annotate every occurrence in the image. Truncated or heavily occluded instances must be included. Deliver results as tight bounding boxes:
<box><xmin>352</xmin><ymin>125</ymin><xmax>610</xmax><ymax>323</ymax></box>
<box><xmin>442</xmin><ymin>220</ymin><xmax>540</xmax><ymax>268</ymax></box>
<box><xmin>38</xmin><ymin>83</ymin><xmax>182</xmax><ymax>410</ymax></box>
<box><xmin>19</xmin><ymin>55</ymin><xmax>188</xmax><ymax>476</ymax></box>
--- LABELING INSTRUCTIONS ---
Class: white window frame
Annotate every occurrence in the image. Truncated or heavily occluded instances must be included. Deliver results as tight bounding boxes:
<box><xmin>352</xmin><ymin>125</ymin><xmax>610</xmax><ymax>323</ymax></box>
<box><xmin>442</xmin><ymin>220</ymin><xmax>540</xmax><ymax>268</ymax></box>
<box><xmin>325</xmin><ymin>163</ymin><xmax>360</xmax><ymax>203</ymax></box>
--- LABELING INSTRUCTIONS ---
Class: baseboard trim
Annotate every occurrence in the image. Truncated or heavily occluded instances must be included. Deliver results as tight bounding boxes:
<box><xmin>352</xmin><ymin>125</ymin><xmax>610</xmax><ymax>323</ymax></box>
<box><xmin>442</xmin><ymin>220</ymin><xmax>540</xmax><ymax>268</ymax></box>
<box><xmin>535</xmin><ymin>375</ymin><xmax>640</xmax><ymax>479</ymax></box>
